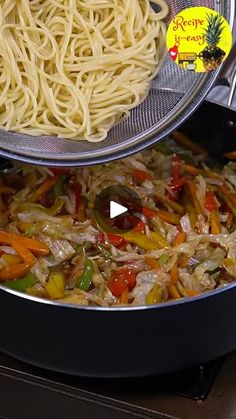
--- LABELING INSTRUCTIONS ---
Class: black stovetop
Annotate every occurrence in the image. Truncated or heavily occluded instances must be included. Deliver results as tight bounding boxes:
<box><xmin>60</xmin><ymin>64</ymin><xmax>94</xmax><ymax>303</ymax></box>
<box><xmin>0</xmin><ymin>350</ymin><xmax>236</xmax><ymax>419</ymax></box>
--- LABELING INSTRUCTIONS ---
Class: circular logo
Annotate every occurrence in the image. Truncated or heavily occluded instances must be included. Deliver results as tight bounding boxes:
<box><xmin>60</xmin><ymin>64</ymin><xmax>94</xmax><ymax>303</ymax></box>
<box><xmin>166</xmin><ymin>7</ymin><xmax>232</xmax><ymax>72</ymax></box>
<box><xmin>93</xmin><ymin>185</ymin><xmax>143</xmax><ymax>233</ymax></box>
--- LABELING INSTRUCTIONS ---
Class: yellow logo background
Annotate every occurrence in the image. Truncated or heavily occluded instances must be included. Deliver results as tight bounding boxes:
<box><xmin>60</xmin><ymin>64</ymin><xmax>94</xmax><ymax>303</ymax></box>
<box><xmin>166</xmin><ymin>7</ymin><xmax>232</xmax><ymax>73</ymax></box>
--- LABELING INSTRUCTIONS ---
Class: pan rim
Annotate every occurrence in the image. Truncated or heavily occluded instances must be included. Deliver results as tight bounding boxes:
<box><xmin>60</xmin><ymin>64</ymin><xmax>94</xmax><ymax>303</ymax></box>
<box><xmin>0</xmin><ymin>280</ymin><xmax>235</xmax><ymax>312</ymax></box>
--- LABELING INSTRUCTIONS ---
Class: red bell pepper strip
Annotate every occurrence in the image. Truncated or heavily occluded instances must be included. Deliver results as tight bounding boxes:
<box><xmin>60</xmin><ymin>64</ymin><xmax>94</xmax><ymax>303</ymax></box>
<box><xmin>133</xmin><ymin>170</ymin><xmax>153</xmax><ymax>182</ymax></box>
<box><xmin>107</xmin><ymin>268</ymin><xmax>137</xmax><ymax>297</ymax></box>
<box><xmin>74</xmin><ymin>184</ymin><xmax>82</xmax><ymax>212</ymax></box>
<box><xmin>143</xmin><ymin>207</ymin><xmax>156</xmax><ymax>219</ymax></box>
<box><xmin>50</xmin><ymin>168</ymin><xmax>71</xmax><ymax>177</ymax></box>
<box><xmin>97</xmin><ymin>232</ymin><xmax>126</xmax><ymax>248</ymax></box>
<box><xmin>171</xmin><ymin>155</ymin><xmax>181</xmax><ymax>184</ymax></box>
<box><xmin>170</xmin><ymin>154</ymin><xmax>187</xmax><ymax>192</ymax></box>
<box><xmin>205</xmin><ymin>191</ymin><xmax>218</xmax><ymax>212</ymax></box>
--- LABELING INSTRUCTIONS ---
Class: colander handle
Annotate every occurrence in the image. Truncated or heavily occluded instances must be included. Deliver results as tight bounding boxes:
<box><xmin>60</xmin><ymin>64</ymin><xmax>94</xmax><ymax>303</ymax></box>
<box><xmin>206</xmin><ymin>26</ymin><xmax>236</xmax><ymax>109</ymax></box>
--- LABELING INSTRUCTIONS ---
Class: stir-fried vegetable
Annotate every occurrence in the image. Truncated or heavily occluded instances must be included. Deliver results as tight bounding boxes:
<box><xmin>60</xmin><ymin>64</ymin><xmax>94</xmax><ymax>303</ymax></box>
<box><xmin>1</xmin><ymin>133</ymin><xmax>236</xmax><ymax>306</ymax></box>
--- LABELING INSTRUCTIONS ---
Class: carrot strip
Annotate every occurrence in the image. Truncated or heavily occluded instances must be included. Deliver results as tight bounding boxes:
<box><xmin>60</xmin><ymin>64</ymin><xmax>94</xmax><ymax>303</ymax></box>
<box><xmin>146</xmin><ymin>258</ymin><xmax>161</xmax><ymax>270</ymax></box>
<box><xmin>224</xmin><ymin>151</ymin><xmax>236</xmax><ymax>160</ymax></box>
<box><xmin>178</xmin><ymin>254</ymin><xmax>189</xmax><ymax>268</ymax></box>
<box><xmin>185</xmin><ymin>288</ymin><xmax>200</xmax><ymax>297</ymax></box>
<box><xmin>210</xmin><ymin>211</ymin><xmax>221</xmax><ymax>235</ymax></box>
<box><xmin>182</xmin><ymin>164</ymin><xmax>202</xmax><ymax>176</ymax></box>
<box><xmin>168</xmin><ymin>284</ymin><xmax>181</xmax><ymax>299</ymax></box>
<box><xmin>11</xmin><ymin>241</ymin><xmax>35</xmax><ymax>265</ymax></box>
<box><xmin>170</xmin><ymin>263</ymin><xmax>179</xmax><ymax>285</ymax></box>
<box><xmin>171</xmin><ymin>131</ymin><xmax>207</xmax><ymax>158</ymax></box>
<box><xmin>187</xmin><ymin>181</ymin><xmax>202</xmax><ymax>214</ymax></box>
<box><xmin>0</xmin><ymin>186</ymin><xmax>15</xmax><ymax>194</ymax></box>
<box><xmin>29</xmin><ymin>178</ymin><xmax>56</xmax><ymax>202</ymax></box>
<box><xmin>173</xmin><ymin>231</ymin><xmax>186</xmax><ymax>246</ymax></box>
<box><xmin>0</xmin><ymin>231</ymin><xmax>49</xmax><ymax>255</ymax></box>
<box><xmin>0</xmin><ymin>262</ymin><xmax>33</xmax><ymax>281</ymax></box>
<box><xmin>219</xmin><ymin>184</ymin><xmax>236</xmax><ymax>208</ymax></box>
<box><xmin>226</xmin><ymin>213</ymin><xmax>234</xmax><ymax>230</ymax></box>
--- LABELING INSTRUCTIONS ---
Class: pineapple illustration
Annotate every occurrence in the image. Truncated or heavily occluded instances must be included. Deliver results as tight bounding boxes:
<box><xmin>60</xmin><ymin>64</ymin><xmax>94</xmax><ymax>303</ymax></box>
<box><xmin>199</xmin><ymin>13</ymin><xmax>226</xmax><ymax>71</ymax></box>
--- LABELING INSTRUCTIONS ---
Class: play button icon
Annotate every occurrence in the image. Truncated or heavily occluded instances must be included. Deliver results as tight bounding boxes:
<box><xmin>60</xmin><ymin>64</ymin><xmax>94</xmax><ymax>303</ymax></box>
<box><xmin>110</xmin><ymin>201</ymin><xmax>127</xmax><ymax>219</ymax></box>
<box><xmin>93</xmin><ymin>185</ymin><xmax>143</xmax><ymax>233</ymax></box>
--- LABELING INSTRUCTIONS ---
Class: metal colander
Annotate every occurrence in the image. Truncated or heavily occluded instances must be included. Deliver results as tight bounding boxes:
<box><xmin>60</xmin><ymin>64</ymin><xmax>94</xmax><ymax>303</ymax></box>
<box><xmin>0</xmin><ymin>0</ymin><xmax>234</xmax><ymax>167</ymax></box>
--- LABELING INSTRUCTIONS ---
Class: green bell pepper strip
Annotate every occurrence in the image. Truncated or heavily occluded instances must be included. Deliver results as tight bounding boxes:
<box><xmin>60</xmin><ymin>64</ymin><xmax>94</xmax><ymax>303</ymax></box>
<box><xmin>76</xmin><ymin>259</ymin><xmax>94</xmax><ymax>291</ymax></box>
<box><xmin>158</xmin><ymin>254</ymin><xmax>169</xmax><ymax>265</ymax></box>
<box><xmin>97</xmin><ymin>244</ymin><xmax>112</xmax><ymax>260</ymax></box>
<box><xmin>2</xmin><ymin>272</ymin><xmax>37</xmax><ymax>292</ymax></box>
<box><xmin>53</xmin><ymin>174</ymin><xmax>68</xmax><ymax>198</ymax></box>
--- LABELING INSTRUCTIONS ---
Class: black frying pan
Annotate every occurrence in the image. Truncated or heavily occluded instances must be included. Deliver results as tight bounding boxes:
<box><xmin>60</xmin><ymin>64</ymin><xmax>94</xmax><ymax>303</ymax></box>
<box><xmin>0</xmin><ymin>101</ymin><xmax>236</xmax><ymax>378</ymax></box>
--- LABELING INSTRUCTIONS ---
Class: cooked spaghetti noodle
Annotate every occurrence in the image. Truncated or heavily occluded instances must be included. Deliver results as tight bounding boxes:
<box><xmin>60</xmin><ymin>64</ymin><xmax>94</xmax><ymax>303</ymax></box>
<box><xmin>0</xmin><ymin>0</ymin><xmax>168</xmax><ymax>142</ymax></box>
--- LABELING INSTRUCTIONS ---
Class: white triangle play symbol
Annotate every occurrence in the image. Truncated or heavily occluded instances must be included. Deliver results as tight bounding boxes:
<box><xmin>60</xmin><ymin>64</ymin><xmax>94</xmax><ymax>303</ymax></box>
<box><xmin>110</xmin><ymin>201</ymin><xmax>127</xmax><ymax>219</ymax></box>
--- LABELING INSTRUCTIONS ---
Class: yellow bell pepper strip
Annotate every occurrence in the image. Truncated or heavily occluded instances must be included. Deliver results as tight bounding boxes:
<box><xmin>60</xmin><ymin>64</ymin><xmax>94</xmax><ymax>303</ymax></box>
<box><xmin>47</xmin><ymin>198</ymin><xmax>64</xmax><ymax>216</ymax></box>
<box><xmin>155</xmin><ymin>193</ymin><xmax>184</xmax><ymax>215</ymax></box>
<box><xmin>0</xmin><ymin>262</ymin><xmax>33</xmax><ymax>281</ymax></box>
<box><xmin>224</xmin><ymin>151</ymin><xmax>236</xmax><ymax>160</ymax></box>
<box><xmin>187</xmin><ymin>181</ymin><xmax>202</xmax><ymax>214</ymax></box>
<box><xmin>122</xmin><ymin>231</ymin><xmax>168</xmax><ymax>250</ymax></box>
<box><xmin>17</xmin><ymin>222</ymin><xmax>32</xmax><ymax>233</ymax></box>
<box><xmin>170</xmin><ymin>263</ymin><xmax>179</xmax><ymax>285</ymax></box>
<box><xmin>223</xmin><ymin>258</ymin><xmax>234</xmax><ymax>267</ymax></box>
<box><xmin>173</xmin><ymin>231</ymin><xmax>186</xmax><ymax>247</ymax></box>
<box><xmin>120</xmin><ymin>287</ymin><xmax>129</xmax><ymax>304</ymax></box>
<box><xmin>171</xmin><ymin>131</ymin><xmax>208</xmax><ymax>159</ymax></box>
<box><xmin>143</xmin><ymin>207</ymin><xmax>181</xmax><ymax>226</ymax></box>
<box><xmin>146</xmin><ymin>284</ymin><xmax>162</xmax><ymax>304</ymax></box>
<box><xmin>1</xmin><ymin>254</ymin><xmax>22</xmax><ymax>266</ymax></box>
<box><xmin>210</xmin><ymin>211</ymin><xmax>221</xmax><ymax>235</ymax></box>
<box><xmin>155</xmin><ymin>210</ymin><xmax>181</xmax><ymax>226</ymax></box>
<box><xmin>185</xmin><ymin>202</ymin><xmax>198</xmax><ymax>229</ymax></box>
<box><xmin>168</xmin><ymin>284</ymin><xmax>181</xmax><ymax>299</ymax></box>
<box><xmin>2</xmin><ymin>272</ymin><xmax>37</xmax><ymax>292</ymax></box>
<box><xmin>28</xmin><ymin>178</ymin><xmax>56</xmax><ymax>203</ymax></box>
<box><xmin>0</xmin><ymin>231</ymin><xmax>49</xmax><ymax>256</ymax></box>
<box><xmin>149</xmin><ymin>231</ymin><xmax>169</xmax><ymax>248</ymax></box>
<box><xmin>76</xmin><ymin>259</ymin><xmax>94</xmax><ymax>291</ymax></box>
<box><xmin>45</xmin><ymin>272</ymin><xmax>65</xmax><ymax>299</ymax></box>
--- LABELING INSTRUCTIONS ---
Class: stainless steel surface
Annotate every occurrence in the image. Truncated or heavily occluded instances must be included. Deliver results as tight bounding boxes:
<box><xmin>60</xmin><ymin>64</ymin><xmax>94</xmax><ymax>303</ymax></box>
<box><xmin>0</xmin><ymin>0</ymin><xmax>234</xmax><ymax>166</ymax></box>
<box><xmin>206</xmin><ymin>19</ymin><xmax>236</xmax><ymax>109</ymax></box>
